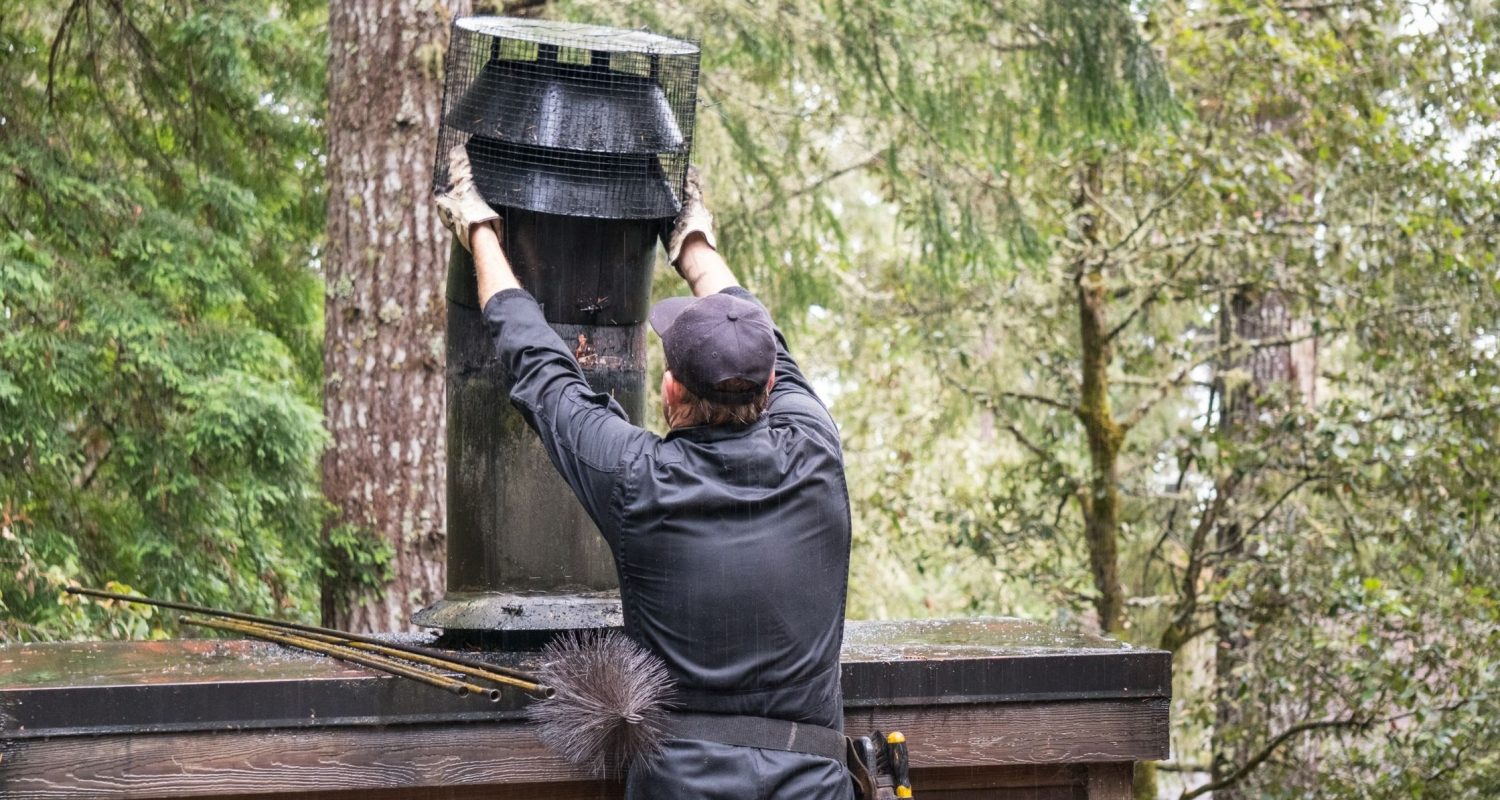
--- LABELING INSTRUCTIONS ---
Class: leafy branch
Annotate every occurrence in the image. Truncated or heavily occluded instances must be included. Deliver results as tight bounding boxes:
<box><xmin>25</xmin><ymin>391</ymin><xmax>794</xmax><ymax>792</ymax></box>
<box><xmin>1104</xmin><ymin>244</ymin><xmax>1201</xmax><ymax>343</ymax></box>
<box><xmin>1121</xmin><ymin>329</ymin><xmax>1328</xmax><ymax>432</ymax></box>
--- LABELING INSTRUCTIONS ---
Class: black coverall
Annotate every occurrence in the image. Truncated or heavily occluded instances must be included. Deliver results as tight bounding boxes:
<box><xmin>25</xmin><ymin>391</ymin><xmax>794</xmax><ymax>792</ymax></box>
<box><xmin>485</xmin><ymin>285</ymin><xmax>854</xmax><ymax>800</ymax></box>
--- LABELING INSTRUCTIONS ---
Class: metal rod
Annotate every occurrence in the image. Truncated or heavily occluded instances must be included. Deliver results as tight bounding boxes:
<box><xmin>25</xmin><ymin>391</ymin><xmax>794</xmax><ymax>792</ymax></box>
<box><xmin>65</xmin><ymin>586</ymin><xmax>551</xmax><ymax>696</ymax></box>
<box><xmin>182</xmin><ymin>616</ymin><xmax>499</xmax><ymax>701</ymax></box>
<box><xmin>224</xmin><ymin>616</ymin><xmax>546</xmax><ymax>697</ymax></box>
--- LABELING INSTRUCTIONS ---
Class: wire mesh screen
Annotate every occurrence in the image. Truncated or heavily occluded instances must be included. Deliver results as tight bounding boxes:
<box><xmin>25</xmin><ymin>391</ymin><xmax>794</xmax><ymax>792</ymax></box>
<box><xmin>433</xmin><ymin>18</ymin><xmax>701</xmax><ymax>220</ymax></box>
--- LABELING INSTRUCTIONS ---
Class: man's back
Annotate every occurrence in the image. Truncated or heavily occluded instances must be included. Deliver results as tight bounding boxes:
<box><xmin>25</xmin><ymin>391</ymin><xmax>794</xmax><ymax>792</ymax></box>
<box><xmin>619</xmin><ymin>374</ymin><xmax>850</xmax><ymax>728</ymax></box>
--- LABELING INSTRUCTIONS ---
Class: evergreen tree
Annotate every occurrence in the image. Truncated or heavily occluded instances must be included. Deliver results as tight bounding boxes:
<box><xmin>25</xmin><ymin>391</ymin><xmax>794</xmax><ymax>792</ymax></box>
<box><xmin>0</xmin><ymin>0</ymin><xmax>332</xmax><ymax>639</ymax></box>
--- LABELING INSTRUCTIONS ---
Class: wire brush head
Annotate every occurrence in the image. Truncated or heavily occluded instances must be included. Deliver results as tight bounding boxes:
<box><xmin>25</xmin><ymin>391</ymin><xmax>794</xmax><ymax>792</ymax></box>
<box><xmin>529</xmin><ymin>628</ymin><xmax>676</xmax><ymax>777</ymax></box>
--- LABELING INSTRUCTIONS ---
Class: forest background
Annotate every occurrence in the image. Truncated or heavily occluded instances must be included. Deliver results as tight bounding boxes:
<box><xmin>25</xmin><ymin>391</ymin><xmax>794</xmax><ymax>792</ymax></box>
<box><xmin>2</xmin><ymin>0</ymin><xmax>1497</xmax><ymax>797</ymax></box>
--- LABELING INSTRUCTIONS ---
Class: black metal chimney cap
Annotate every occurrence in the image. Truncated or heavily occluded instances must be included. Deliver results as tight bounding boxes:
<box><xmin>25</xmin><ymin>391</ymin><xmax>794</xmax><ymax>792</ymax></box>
<box><xmin>445</xmin><ymin>58</ymin><xmax>684</xmax><ymax>155</ymax></box>
<box><xmin>467</xmin><ymin>137</ymin><xmax>679</xmax><ymax>219</ymax></box>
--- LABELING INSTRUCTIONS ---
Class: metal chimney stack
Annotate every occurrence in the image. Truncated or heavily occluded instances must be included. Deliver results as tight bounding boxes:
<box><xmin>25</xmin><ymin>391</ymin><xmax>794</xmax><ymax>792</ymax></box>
<box><xmin>415</xmin><ymin>18</ymin><xmax>700</xmax><ymax>644</ymax></box>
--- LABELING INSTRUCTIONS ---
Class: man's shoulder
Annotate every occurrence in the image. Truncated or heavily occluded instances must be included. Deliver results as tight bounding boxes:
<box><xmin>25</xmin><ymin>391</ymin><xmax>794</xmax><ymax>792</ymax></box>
<box><xmin>766</xmin><ymin>399</ymin><xmax>841</xmax><ymax>450</ymax></box>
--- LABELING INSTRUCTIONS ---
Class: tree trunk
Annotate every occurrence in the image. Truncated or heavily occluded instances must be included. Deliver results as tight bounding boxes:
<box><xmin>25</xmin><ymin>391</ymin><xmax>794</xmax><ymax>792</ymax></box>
<box><xmin>1070</xmin><ymin>162</ymin><xmax>1127</xmax><ymax>637</ymax></box>
<box><xmin>1211</xmin><ymin>286</ymin><xmax>1316</xmax><ymax>798</ymax></box>
<box><xmin>1076</xmin><ymin>269</ymin><xmax>1126</xmax><ymax>636</ymax></box>
<box><xmin>322</xmin><ymin>0</ymin><xmax>470</xmax><ymax>632</ymax></box>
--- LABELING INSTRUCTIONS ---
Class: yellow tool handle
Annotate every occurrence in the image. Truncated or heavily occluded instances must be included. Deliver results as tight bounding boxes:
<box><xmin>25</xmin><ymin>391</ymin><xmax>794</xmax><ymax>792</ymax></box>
<box><xmin>885</xmin><ymin>731</ymin><xmax>913</xmax><ymax>798</ymax></box>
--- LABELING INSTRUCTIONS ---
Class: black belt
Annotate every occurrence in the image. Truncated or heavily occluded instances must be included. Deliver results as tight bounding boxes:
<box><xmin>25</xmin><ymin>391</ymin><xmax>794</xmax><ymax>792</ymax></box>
<box><xmin>663</xmin><ymin>712</ymin><xmax>847</xmax><ymax>763</ymax></box>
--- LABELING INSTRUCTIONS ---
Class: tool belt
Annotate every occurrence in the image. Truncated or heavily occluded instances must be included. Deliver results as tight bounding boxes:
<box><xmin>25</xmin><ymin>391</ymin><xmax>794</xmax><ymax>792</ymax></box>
<box><xmin>661</xmin><ymin>712</ymin><xmax>913</xmax><ymax>798</ymax></box>
<box><xmin>662</xmin><ymin>711</ymin><xmax>848</xmax><ymax>762</ymax></box>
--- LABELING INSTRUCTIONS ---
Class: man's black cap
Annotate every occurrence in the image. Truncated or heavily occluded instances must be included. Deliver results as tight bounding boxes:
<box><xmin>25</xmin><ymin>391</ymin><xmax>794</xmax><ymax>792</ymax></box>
<box><xmin>649</xmin><ymin>293</ymin><xmax>775</xmax><ymax>405</ymax></box>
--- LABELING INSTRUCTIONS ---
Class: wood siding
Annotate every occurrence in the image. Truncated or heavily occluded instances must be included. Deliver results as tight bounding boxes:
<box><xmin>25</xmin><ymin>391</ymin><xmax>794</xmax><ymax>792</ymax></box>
<box><xmin>0</xmin><ymin>700</ymin><xmax>1165</xmax><ymax>800</ymax></box>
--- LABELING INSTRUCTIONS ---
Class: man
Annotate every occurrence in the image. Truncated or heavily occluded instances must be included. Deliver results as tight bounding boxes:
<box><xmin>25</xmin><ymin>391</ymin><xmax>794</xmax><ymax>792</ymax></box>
<box><xmin>436</xmin><ymin>150</ymin><xmax>854</xmax><ymax>800</ymax></box>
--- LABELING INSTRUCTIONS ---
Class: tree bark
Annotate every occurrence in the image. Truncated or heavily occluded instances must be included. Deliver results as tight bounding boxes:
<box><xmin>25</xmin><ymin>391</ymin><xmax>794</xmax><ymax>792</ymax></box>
<box><xmin>1076</xmin><ymin>268</ymin><xmax>1126</xmax><ymax>636</ymax></box>
<box><xmin>1210</xmin><ymin>285</ymin><xmax>1316</xmax><ymax>799</ymax></box>
<box><xmin>322</xmin><ymin>0</ymin><xmax>470</xmax><ymax>632</ymax></box>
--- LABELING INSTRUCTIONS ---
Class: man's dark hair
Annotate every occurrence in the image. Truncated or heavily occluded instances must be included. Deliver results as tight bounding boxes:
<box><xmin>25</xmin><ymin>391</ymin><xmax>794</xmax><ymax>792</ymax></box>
<box><xmin>666</xmin><ymin>378</ymin><xmax>771</xmax><ymax>429</ymax></box>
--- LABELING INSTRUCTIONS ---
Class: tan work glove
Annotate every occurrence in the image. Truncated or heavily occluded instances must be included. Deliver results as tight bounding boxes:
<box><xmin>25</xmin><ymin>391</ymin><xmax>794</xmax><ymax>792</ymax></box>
<box><xmin>435</xmin><ymin>144</ymin><xmax>501</xmax><ymax>252</ymax></box>
<box><xmin>666</xmin><ymin>166</ymin><xmax>717</xmax><ymax>267</ymax></box>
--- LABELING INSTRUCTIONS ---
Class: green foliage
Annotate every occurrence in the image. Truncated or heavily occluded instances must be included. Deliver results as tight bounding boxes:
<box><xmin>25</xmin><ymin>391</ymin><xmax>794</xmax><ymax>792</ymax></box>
<box><xmin>0</xmin><ymin>0</ymin><xmax>328</xmax><ymax>640</ymax></box>
<box><xmin>320</xmin><ymin>522</ymin><xmax>395</xmax><ymax>595</ymax></box>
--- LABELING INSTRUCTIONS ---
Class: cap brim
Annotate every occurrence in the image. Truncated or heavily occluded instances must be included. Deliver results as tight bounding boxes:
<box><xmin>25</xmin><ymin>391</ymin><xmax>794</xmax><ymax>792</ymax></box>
<box><xmin>648</xmin><ymin>295</ymin><xmax>697</xmax><ymax>337</ymax></box>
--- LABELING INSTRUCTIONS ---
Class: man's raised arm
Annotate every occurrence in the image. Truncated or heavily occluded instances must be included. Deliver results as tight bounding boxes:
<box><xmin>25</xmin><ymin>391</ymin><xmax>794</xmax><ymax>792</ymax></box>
<box><xmin>664</xmin><ymin>170</ymin><xmax>831</xmax><ymax>423</ymax></box>
<box><xmin>667</xmin><ymin>168</ymin><xmax>738</xmax><ymax>298</ymax></box>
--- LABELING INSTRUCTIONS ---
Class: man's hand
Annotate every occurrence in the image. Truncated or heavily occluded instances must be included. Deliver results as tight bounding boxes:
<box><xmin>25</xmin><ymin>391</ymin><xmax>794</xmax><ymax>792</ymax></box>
<box><xmin>668</xmin><ymin>167</ymin><xmax>738</xmax><ymax>297</ymax></box>
<box><xmin>667</xmin><ymin>166</ymin><xmax>717</xmax><ymax>267</ymax></box>
<box><xmin>433</xmin><ymin>144</ymin><xmax>520</xmax><ymax>304</ymax></box>
<box><xmin>435</xmin><ymin>145</ymin><xmax>501</xmax><ymax>251</ymax></box>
